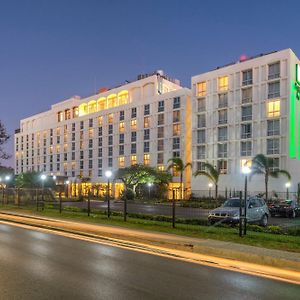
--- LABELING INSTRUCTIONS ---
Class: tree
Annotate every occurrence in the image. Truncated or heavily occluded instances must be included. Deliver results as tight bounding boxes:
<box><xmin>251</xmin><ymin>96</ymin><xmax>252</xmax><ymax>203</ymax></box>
<box><xmin>0</xmin><ymin>121</ymin><xmax>10</xmax><ymax>163</ymax></box>
<box><xmin>194</xmin><ymin>162</ymin><xmax>221</xmax><ymax>200</ymax></box>
<box><xmin>251</xmin><ymin>154</ymin><xmax>291</xmax><ymax>201</ymax></box>
<box><xmin>167</xmin><ymin>158</ymin><xmax>192</xmax><ymax>200</ymax></box>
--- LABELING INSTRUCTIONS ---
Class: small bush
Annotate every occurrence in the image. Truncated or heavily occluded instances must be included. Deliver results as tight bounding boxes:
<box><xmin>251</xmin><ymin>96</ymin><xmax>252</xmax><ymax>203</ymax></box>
<box><xmin>247</xmin><ymin>224</ymin><xmax>264</xmax><ymax>232</ymax></box>
<box><xmin>266</xmin><ymin>225</ymin><xmax>284</xmax><ymax>235</ymax></box>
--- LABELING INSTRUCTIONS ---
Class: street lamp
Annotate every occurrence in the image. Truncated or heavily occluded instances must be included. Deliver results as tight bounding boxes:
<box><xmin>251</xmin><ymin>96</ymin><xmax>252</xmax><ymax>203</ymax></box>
<box><xmin>208</xmin><ymin>182</ymin><xmax>213</xmax><ymax>198</ymax></box>
<box><xmin>147</xmin><ymin>182</ymin><xmax>153</xmax><ymax>199</ymax></box>
<box><xmin>285</xmin><ymin>182</ymin><xmax>291</xmax><ymax>199</ymax></box>
<box><xmin>105</xmin><ymin>170</ymin><xmax>112</xmax><ymax>218</ymax></box>
<box><xmin>40</xmin><ymin>174</ymin><xmax>47</xmax><ymax>203</ymax></box>
<box><xmin>65</xmin><ymin>180</ymin><xmax>70</xmax><ymax>198</ymax></box>
<box><xmin>242</xmin><ymin>164</ymin><xmax>251</xmax><ymax>235</ymax></box>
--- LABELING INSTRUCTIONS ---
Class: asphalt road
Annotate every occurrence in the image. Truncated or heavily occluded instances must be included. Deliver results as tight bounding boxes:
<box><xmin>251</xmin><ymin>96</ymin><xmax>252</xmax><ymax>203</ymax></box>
<box><xmin>0</xmin><ymin>222</ymin><xmax>299</xmax><ymax>300</ymax></box>
<box><xmin>64</xmin><ymin>200</ymin><xmax>300</xmax><ymax>227</ymax></box>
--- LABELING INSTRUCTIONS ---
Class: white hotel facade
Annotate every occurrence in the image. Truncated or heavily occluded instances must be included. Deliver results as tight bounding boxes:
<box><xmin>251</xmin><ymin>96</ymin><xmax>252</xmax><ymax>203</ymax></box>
<box><xmin>15</xmin><ymin>48</ymin><xmax>300</xmax><ymax>197</ymax></box>
<box><xmin>15</xmin><ymin>72</ymin><xmax>191</xmax><ymax>198</ymax></box>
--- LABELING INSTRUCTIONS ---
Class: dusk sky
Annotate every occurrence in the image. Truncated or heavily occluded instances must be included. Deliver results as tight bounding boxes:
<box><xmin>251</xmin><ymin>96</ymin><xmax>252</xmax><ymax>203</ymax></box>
<box><xmin>1</xmin><ymin>0</ymin><xmax>300</xmax><ymax>167</ymax></box>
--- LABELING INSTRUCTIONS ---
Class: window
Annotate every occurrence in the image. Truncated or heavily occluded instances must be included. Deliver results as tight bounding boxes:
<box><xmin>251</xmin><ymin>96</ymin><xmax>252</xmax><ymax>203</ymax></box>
<box><xmin>218</xmin><ymin>109</ymin><xmax>227</xmax><ymax>125</ymax></box>
<box><xmin>108</xmin><ymin>113</ymin><xmax>114</xmax><ymax>124</ymax></box>
<box><xmin>98</xmin><ymin>169</ymin><xmax>102</xmax><ymax>177</ymax></box>
<box><xmin>119</xmin><ymin>156</ymin><xmax>125</xmax><ymax>168</ymax></box>
<box><xmin>173</xmin><ymin>137</ymin><xmax>180</xmax><ymax>150</ymax></box>
<box><xmin>242</xmin><ymin>87</ymin><xmax>252</xmax><ymax>104</ymax></box>
<box><xmin>89</xmin><ymin>139</ymin><xmax>93</xmax><ymax>148</ymax></box>
<box><xmin>98</xmin><ymin>148</ymin><xmax>102</xmax><ymax>157</ymax></box>
<box><xmin>65</xmin><ymin>109</ymin><xmax>71</xmax><ymax>120</ymax></box>
<box><xmin>131</xmin><ymin>119</ymin><xmax>137</xmax><ymax>130</ymax></box>
<box><xmin>144</xmin><ymin>104</ymin><xmax>150</xmax><ymax>115</ymax></box>
<box><xmin>57</xmin><ymin>111</ymin><xmax>63</xmax><ymax>122</ymax></box>
<box><xmin>157</xmin><ymin>153</ymin><xmax>164</xmax><ymax>164</ymax></box>
<box><xmin>89</xmin><ymin>118</ymin><xmax>93</xmax><ymax>128</ymax></box>
<box><xmin>241</xmin><ymin>123</ymin><xmax>252</xmax><ymax>139</ymax></box>
<box><xmin>98</xmin><ymin>127</ymin><xmax>102</xmax><ymax>136</ymax></box>
<box><xmin>173</xmin><ymin>151</ymin><xmax>180</xmax><ymax>158</ymax></box>
<box><xmin>269</xmin><ymin>157</ymin><xmax>279</xmax><ymax>171</ymax></box>
<box><xmin>108</xmin><ymin>135</ymin><xmax>113</xmax><ymax>145</ymax></box>
<box><xmin>197</xmin><ymin>130</ymin><xmax>206</xmax><ymax>143</ymax></box>
<box><xmin>119</xmin><ymin>133</ymin><xmax>124</xmax><ymax>144</ymax></box>
<box><xmin>144</xmin><ymin>129</ymin><xmax>150</xmax><ymax>140</ymax></box>
<box><xmin>268</xmin><ymin>81</ymin><xmax>280</xmax><ymax>99</ymax></box>
<box><xmin>108</xmin><ymin>146</ymin><xmax>113</xmax><ymax>157</ymax></box>
<box><xmin>267</xmin><ymin>119</ymin><xmax>280</xmax><ymax>136</ymax></box>
<box><xmin>119</xmin><ymin>122</ymin><xmax>125</xmax><ymax>133</ymax></box>
<box><xmin>197</xmin><ymin>161</ymin><xmax>206</xmax><ymax>171</ymax></box>
<box><xmin>131</xmin><ymin>155</ymin><xmax>137</xmax><ymax>165</ymax></box>
<box><xmin>197</xmin><ymin>114</ymin><xmax>206</xmax><ymax>128</ymax></box>
<box><xmin>173</xmin><ymin>111</ymin><xmax>180</xmax><ymax>123</ymax></box>
<box><xmin>241</xmin><ymin>105</ymin><xmax>252</xmax><ymax>121</ymax></box>
<box><xmin>157</xmin><ymin>114</ymin><xmax>164</xmax><ymax>125</ymax></box>
<box><xmin>98</xmin><ymin>137</ymin><xmax>102</xmax><ymax>147</ymax></box>
<box><xmin>267</xmin><ymin>139</ymin><xmax>280</xmax><ymax>155</ymax></box>
<box><xmin>108</xmin><ymin>124</ymin><xmax>113</xmax><ymax>135</ymax></box>
<box><xmin>197</xmin><ymin>146</ymin><xmax>205</xmax><ymax>159</ymax></box>
<box><xmin>144</xmin><ymin>141</ymin><xmax>150</xmax><ymax>152</ymax></box>
<box><xmin>73</xmin><ymin>107</ymin><xmax>79</xmax><ymax>118</ymax></box>
<box><xmin>144</xmin><ymin>116</ymin><xmax>150</xmax><ymax>128</ymax></box>
<box><xmin>158</xmin><ymin>100</ymin><xmax>164</xmax><ymax>112</ymax></box>
<box><xmin>218</xmin><ymin>160</ymin><xmax>227</xmax><ymax>174</ymax></box>
<box><xmin>173</xmin><ymin>124</ymin><xmax>180</xmax><ymax>136</ymax></box>
<box><xmin>157</xmin><ymin>127</ymin><xmax>164</xmax><ymax>138</ymax></box>
<box><xmin>218</xmin><ymin>93</ymin><xmax>228</xmax><ymax>108</ymax></box>
<box><xmin>89</xmin><ymin>149</ymin><xmax>93</xmax><ymax>158</ymax></box>
<box><xmin>242</xmin><ymin>69</ymin><xmax>252</xmax><ymax>86</ymax></box>
<box><xmin>108</xmin><ymin>157</ymin><xmax>113</xmax><ymax>168</ymax></box>
<box><xmin>241</xmin><ymin>141</ymin><xmax>252</xmax><ymax>156</ymax></box>
<box><xmin>198</xmin><ymin>98</ymin><xmax>206</xmax><ymax>112</ymax></box>
<box><xmin>131</xmin><ymin>107</ymin><xmax>137</xmax><ymax>118</ymax></box>
<box><xmin>98</xmin><ymin>159</ymin><xmax>103</xmax><ymax>168</ymax></box>
<box><xmin>119</xmin><ymin>145</ymin><xmax>124</xmax><ymax>155</ymax></box>
<box><xmin>218</xmin><ymin>76</ymin><xmax>229</xmax><ymax>91</ymax></box>
<box><xmin>197</xmin><ymin>81</ymin><xmax>206</xmax><ymax>97</ymax></box>
<box><xmin>173</xmin><ymin>97</ymin><xmax>180</xmax><ymax>109</ymax></box>
<box><xmin>131</xmin><ymin>143</ymin><xmax>136</xmax><ymax>154</ymax></box>
<box><xmin>144</xmin><ymin>154</ymin><xmax>150</xmax><ymax>165</ymax></box>
<box><xmin>268</xmin><ymin>62</ymin><xmax>280</xmax><ymax>80</ymax></box>
<box><xmin>120</xmin><ymin>110</ymin><xmax>125</xmax><ymax>121</ymax></box>
<box><xmin>98</xmin><ymin>116</ymin><xmax>103</xmax><ymax>126</ymax></box>
<box><xmin>131</xmin><ymin>131</ymin><xmax>137</xmax><ymax>142</ymax></box>
<box><xmin>218</xmin><ymin>127</ymin><xmax>227</xmax><ymax>141</ymax></box>
<box><xmin>267</xmin><ymin>100</ymin><xmax>280</xmax><ymax>118</ymax></box>
<box><xmin>218</xmin><ymin>143</ymin><xmax>227</xmax><ymax>158</ymax></box>
<box><xmin>157</xmin><ymin>139</ymin><xmax>164</xmax><ymax>151</ymax></box>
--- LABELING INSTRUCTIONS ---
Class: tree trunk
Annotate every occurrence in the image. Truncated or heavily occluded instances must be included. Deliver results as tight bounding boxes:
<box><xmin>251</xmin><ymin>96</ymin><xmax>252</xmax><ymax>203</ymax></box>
<box><xmin>180</xmin><ymin>172</ymin><xmax>183</xmax><ymax>200</ymax></box>
<box><xmin>265</xmin><ymin>175</ymin><xmax>268</xmax><ymax>202</ymax></box>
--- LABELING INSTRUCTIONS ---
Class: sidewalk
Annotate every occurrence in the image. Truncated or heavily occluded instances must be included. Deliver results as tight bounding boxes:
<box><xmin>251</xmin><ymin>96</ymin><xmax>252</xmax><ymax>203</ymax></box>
<box><xmin>0</xmin><ymin>209</ymin><xmax>299</xmax><ymax>283</ymax></box>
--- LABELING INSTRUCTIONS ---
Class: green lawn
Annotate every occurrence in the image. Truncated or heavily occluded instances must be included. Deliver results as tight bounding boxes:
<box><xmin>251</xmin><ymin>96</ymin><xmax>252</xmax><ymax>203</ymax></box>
<box><xmin>1</xmin><ymin>205</ymin><xmax>300</xmax><ymax>253</ymax></box>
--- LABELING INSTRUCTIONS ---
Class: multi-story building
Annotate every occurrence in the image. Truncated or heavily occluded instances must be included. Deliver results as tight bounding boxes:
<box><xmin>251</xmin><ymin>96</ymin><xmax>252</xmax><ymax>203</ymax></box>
<box><xmin>15</xmin><ymin>71</ymin><xmax>192</xmax><ymax>198</ymax></box>
<box><xmin>191</xmin><ymin>48</ymin><xmax>300</xmax><ymax>195</ymax></box>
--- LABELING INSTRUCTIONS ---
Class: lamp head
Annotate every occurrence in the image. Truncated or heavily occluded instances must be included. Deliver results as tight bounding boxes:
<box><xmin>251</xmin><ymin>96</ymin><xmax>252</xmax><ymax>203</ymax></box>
<box><xmin>41</xmin><ymin>174</ymin><xmax>47</xmax><ymax>181</ymax></box>
<box><xmin>242</xmin><ymin>165</ymin><xmax>251</xmax><ymax>175</ymax></box>
<box><xmin>208</xmin><ymin>183</ymin><xmax>213</xmax><ymax>188</ymax></box>
<box><xmin>285</xmin><ymin>182</ymin><xmax>291</xmax><ymax>188</ymax></box>
<box><xmin>5</xmin><ymin>175</ymin><xmax>11</xmax><ymax>181</ymax></box>
<box><xmin>105</xmin><ymin>170</ymin><xmax>112</xmax><ymax>179</ymax></box>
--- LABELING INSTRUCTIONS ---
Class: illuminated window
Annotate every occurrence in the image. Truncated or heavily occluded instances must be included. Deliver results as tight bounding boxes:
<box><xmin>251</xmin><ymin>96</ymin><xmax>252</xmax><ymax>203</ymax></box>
<box><xmin>119</xmin><ymin>156</ymin><xmax>125</xmax><ymax>168</ymax></box>
<box><xmin>144</xmin><ymin>154</ymin><xmax>150</xmax><ymax>165</ymax></box>
<box><xmin>144</xmin><ymin>117</ymin><xmax>150</xmax><ymax>128</ymax></box>
<box><xmin>57</xmin><ymin>111</ymin><xmax>63</xmax><ymax>122</ymax></box>
<box><xmin>97</xmin><ymin>98</ymin><xmax>106</xmax><ymax>111</ymax></box>
<box><xmin>88</xmin><ymin>101</ymin><xmax>97</xmax><ymax>114</ymax></box>
<box><xmin>173</xmin><ymin>124</ymin><xmax>180</xmax><ymax>136</ymax></box>
<box><xmin>64</xmin><ymin>109</ymin><xmax>71</xmax><ymax>120</ymax></box>
<box><xmin>157</xmin><ymin>165</ymin><xmax>165</xmax><ymax>171</ymax></box>
<box><xmin>131</xmin><ymin>119</ymin><xmax>137</xmax><ymax>130</ymax></box>
<box><xmin>79</xmin><ymin>103</ymin><xmax>88</xmax><ymax>116</ymax></box>
<box><xmin>131</xmin><ymin>155</ymin><xmax>137</xmax><ymax>165</ymax></box>
<box><xmin>267</xmin><ymin>100</ymin><xmax>280</xmax><ymax>118</ymax></box>
<box><xmin>98</xmin><ymin>116</ymin><xmax>103</xmax><ymax>126</ymax></box>
<box><xmin>107</xmin><ymin>94</ymin><xmax>118</xmax><ymax>108</ymax></box>
<box><xmin>88</xmin><ymin>129</ymin><xmax>94</xmax><ymax>138</ymax></box>
<box><xmin>218</xmin><ymin>76</ymin><xmax>229</xmax><ymax>91</ymax></box>
<box><xmin>118</xmin><ymin>91</ymin><xmax>128</xmax><ymax>105</ymax></box>
<box><xmin>73</xmin><ymin>107</ymin><xmax>79</xmax><ymax>118</ymax></box>
<box><xmin>108</xmin><ymin>113</ymin><xmax>114</xmax><ymax>124</ymax></box>
<box><xmin>197</xmin><ymin>81</ymin><xmax>206</xmax><ymax>97</ymax></box>
<box><xmin>119</xmin><ymin>122</ymin><xmax>125</xmax><ymax>133</ymax></box>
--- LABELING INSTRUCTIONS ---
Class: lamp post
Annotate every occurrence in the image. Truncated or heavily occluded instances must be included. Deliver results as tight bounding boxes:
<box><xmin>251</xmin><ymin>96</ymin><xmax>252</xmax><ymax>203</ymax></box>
<box><xmin>242</xmin><ymin>165</ymin><xmax>251</xmax><ymax>235</ymax></box>
<box><xmin>208</xmin><ymin>182</ymin><xmax>213</xmax><ymax>198</ymax></box>
<box><xmin>105</xmin><ymin>170</ymin><xmax>112</xmax><ymax>218</ymax></box>
<box><xmin>0</xmin><ymin>177</ymin><xmax>3</xmax><ymax>205</ymax></box>
<box><xmin>147</xmin><ymin>182</ymin><xmax>153</xmax><ymax>199</ymax></box>
<box><xmin>285</xmin><ymin>182</ymin><xmax>291</xmax><ymax>199</ymax></box>
<box><xmin>65</xmin><ymin>180</ymin><xmax>70</xmax><ymax>199</ymax></box>
<box><xmin>4</xmin><ymin>175</ymin><xmax>11</xmax><ymax>204</ymax></box>
<box><xmin>40</xmin><ymin>174</ymin><xmax>47</xmax><ymax>207</ymax></box>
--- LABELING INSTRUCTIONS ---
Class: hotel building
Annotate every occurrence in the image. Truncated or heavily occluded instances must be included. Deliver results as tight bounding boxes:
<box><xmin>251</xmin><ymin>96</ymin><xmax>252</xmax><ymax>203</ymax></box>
<box><xmin>191</xmin><ymin>48</ymin><xmax>300</xmax><ymax>195</ymax></box>
<box><xmin>14</xmin><ymin>72</ymin><xmax>192</xmax><ymax>198</ymax></box>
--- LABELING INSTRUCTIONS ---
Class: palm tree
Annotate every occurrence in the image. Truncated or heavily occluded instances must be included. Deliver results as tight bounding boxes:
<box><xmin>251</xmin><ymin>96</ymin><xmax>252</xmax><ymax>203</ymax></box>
<box><xmin>251</xmin><ymin>154</ymin><xmax>291</xmax><ymax>201</ymax></box>
<box><xmin>167</xmin><ymin>158</ymin><xmax>192</xmax><ymax>200</ymax></box>
<box><xmin>194</xmin><ymin>162</ymin><xmax>221</xmax><ymax>201</ymax></box>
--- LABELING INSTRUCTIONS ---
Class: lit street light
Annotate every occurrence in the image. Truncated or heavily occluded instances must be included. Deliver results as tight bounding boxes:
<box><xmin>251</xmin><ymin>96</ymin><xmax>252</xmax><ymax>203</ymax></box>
<box><xmin>40</xmin><ymin>174</ymin><xmax>47</xmax><ymax>205</ymax></box>
<box><xmin>65</xmin><ymin>180</ymin><xmax>70</xmax><ymax>198</ymax></box>
<box><xmin>285</xmin><ymin>182</ymin><xmax>291</xmax><ymax>199</ymax></box>
<box><xmin>208</xmin><ymin>182</ymin><xmax>213</xmax><ymax>198</ymax></box>
<box><xmin>105</xmin><ymin>170</ymin><xmax>112</xmax><ymax>218</ymax></box>
<box><xmin>242</xmin><ymin>164</ymin><xmax>251</xmax><ymax>236</ymax></box>
<box><xmin>147</xmin><ymin>182</ymin><xmax>153</xmax><ymax>199</ymax></box>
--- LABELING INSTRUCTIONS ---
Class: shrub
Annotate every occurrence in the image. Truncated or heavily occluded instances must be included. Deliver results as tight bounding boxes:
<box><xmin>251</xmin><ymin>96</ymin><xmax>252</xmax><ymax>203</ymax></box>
<box><xmin>266</xmin><ymin>225</ymin><xmax>284</xmax><ymax>235</ymax></box>
<box><xmin>247</xmin><ymin>224</ymin><xmax>264</xmax><ymax>232</ymax></box>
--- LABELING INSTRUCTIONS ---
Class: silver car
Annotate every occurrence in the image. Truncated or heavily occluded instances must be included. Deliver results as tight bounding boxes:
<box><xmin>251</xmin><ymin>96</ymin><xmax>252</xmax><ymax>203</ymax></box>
<box><xmin>208</xmin><ymin>197</ymin><xmax>270</xmax><ymax>226</ymax></box>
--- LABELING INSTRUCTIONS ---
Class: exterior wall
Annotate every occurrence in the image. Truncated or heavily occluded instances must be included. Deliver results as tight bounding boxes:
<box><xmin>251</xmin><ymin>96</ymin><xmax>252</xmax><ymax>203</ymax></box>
<box><xmin>191</xmin><ymin>49</ymin><xmax>300</xmax><ymax>196</ymax></box>
<box><xmin>15</xmin><ymin>73</ymin><xmax>192</xmax><ymax>197</ymax></box>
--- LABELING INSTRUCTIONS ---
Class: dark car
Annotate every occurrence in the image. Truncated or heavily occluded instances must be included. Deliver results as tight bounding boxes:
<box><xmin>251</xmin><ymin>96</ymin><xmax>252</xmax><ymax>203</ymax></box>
<box><xmin>268</xmin><ymin>199</ymin><xmax>299</xmax><ymax>218</ymax></box>
<box><xmin>208</xmin><ymin>197</ymin><xmax>269</xmax><ymax>226</ymax></box>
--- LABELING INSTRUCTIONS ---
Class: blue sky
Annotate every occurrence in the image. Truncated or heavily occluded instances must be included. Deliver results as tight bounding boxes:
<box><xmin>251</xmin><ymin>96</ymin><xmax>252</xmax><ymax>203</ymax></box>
<box><xmin>1</xmin><ymin>0</ymin><xmax>300</xmax><ymax>166</ymax></box>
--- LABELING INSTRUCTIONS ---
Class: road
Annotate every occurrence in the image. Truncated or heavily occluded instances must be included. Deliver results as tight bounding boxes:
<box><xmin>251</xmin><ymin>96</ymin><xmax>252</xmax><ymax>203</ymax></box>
<box><xmin>64</xmin><ymin>200</ymin><xmax>300</xmax><ymax>227</ymax></box>
<box><xmin>0</xmin><ymin>222</ymin><xmax>299</xmax><ymax>299</ymax></box>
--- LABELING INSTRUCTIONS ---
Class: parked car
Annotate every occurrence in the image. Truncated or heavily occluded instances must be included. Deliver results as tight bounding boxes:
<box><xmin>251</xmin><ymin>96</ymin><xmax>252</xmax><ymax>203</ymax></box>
<box><xmin>268</xmin><ymin>199</ymin><xmax>299</xmax><ymax>218</ymax></box>
<box><xmin>208</xmin><ymin>197</ymin><xmax>270</xmax><ymax>226</ymax></box>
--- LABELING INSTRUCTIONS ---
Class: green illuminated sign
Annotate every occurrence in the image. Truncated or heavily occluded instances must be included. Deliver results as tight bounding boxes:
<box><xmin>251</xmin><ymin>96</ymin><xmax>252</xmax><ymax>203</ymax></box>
<box><xmin>296</xmin><ymin>64</ymin><xmax>300</xmax><ymax>100</ymax></box>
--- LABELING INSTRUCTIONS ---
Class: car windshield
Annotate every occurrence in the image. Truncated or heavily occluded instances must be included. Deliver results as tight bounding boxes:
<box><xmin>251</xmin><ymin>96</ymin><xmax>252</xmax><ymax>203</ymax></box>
<box><xmin>223</xmin><ymin>198</ymin><xmax>244</xmax><ymax>207</ymax></box>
